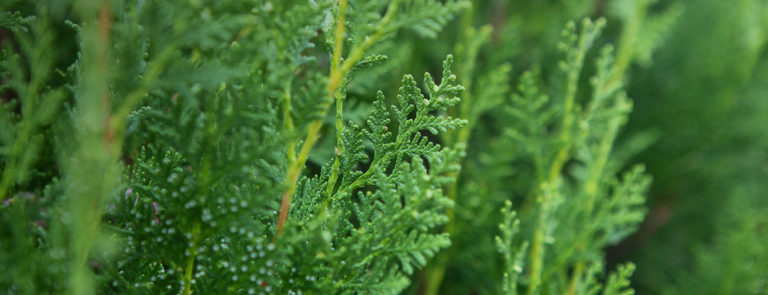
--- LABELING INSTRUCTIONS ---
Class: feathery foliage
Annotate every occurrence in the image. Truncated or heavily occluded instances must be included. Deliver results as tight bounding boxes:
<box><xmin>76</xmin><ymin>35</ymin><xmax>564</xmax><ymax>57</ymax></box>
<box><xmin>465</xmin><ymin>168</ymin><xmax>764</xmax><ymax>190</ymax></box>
<box><xmin>2</xmin><ymin>0</ymin><xmax>767</xmax><ymax>294</ymax></box>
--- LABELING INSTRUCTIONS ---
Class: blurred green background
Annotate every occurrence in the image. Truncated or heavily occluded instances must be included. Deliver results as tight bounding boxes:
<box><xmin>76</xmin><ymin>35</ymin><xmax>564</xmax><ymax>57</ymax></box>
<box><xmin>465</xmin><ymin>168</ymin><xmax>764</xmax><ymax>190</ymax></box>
<box><xmin>389</xmin><ymin>0</ymin><xmax>768</xmax><ymax>293</ymax></box>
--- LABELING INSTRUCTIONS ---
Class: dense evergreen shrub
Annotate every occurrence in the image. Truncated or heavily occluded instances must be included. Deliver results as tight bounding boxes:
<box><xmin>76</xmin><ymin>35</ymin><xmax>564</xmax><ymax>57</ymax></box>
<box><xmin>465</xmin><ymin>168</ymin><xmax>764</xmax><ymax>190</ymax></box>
<box><xmin>1</xmin><ymin>0</ymin><xmax>766</xmax><ymax>294</ymax></box>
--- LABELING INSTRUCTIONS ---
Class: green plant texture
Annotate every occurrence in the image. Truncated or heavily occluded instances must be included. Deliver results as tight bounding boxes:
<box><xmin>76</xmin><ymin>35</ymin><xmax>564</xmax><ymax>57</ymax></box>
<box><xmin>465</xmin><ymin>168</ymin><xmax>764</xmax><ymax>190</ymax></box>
<box><xmin>1</xmin><ymin>0</ymin><xmax>767</xmax><ymax>295</ymax></box>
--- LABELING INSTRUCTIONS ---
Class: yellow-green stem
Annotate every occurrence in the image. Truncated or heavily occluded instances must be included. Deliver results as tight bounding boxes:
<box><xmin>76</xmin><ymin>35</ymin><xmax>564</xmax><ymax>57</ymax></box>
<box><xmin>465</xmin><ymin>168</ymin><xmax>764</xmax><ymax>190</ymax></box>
<box><xmin>565</xmin><ymin>5</ymin><xmax>646</xmax><ymax>291</ymax></box>
<box><xmin>283</xmin><ymin>79</ymin><xmax>297</xmax><ymax>164</ymax></box>
<box><xmin>565</xmin><ymin>260</ymin><xmax>585</xmax><ymax>295</ymax></box>
<box><xmin>612</xmin><ymin>0</ymin><xmax>648</xmax><ymax>85</ymax></box>
<box><xmin>67</xmin><ymin>3</ymin><xmax>118</xmax><ymax>294</ymax></box>
<box><xmin>277</xmin><ymin>0</ymin><xmax>349</xmax><ymax>235</ymax></box>
<box><xmin>326</xmin><ymin>89</ymin><xmax>346</xmax><ymax>196</ymax></box>
<box><xmin>276</xmin><ymin>0</ymin><xmax>402</xmax><ymax>235</ymax></box>
<box><xmin>181</xmin><ymin>222</ymin><xmax>202</xmax><ymax>295</ymax></box>
<box><xmin>527</xmin><ymin>21</ymin><xmax>596</xmax><ymax>295</ymax></box>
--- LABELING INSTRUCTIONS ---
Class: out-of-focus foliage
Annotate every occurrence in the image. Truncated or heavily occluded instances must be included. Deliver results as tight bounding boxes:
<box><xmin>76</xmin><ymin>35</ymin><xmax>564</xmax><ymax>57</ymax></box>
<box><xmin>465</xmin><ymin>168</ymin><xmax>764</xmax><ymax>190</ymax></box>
<box><xmin>623</xmin><ymin>0</ymin><xmax>768</xmax><ymax>293</ymax></box>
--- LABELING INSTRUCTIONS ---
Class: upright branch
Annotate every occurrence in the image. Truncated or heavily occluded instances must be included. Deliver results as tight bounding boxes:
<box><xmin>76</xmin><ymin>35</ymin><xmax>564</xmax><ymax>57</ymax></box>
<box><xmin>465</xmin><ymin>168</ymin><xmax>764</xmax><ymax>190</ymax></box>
<box><xmin>277</xmin><ymin>0</ymin><xmax>403</xmax><ymax>235</ymax></box>
<box><xmin>67</xmin><ymin>3</ymin><xmax>116</xmax><ymax>294</ymax></box>
<box><xmin>526</xmin><ymin>19</ymin><xmax>605</xmax><ymax>295</ymax></box>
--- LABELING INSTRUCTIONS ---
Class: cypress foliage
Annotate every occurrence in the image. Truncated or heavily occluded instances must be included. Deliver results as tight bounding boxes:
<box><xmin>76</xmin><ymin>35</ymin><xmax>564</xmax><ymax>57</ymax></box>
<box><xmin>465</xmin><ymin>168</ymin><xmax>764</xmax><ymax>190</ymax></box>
<box><xmin>1</xmin><ymin>1</ymin><xmax>766</xmax><ymax>294</ymax></box>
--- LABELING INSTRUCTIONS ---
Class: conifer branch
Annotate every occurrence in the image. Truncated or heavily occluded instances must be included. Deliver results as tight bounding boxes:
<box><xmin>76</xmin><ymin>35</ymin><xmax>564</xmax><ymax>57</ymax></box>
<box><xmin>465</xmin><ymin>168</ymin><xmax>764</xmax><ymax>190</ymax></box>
<box><xmin>527</xmin><ymin>18</ymin><xmax>605</xmax><ymax>295</ymax></box>
<box><xmin>566</xmin><ymin>12</ymin><xmax>642</xmax><ymax>292</ymax></box>
<box><xmin>278</xmin><ymin>0</ymin><xmax>403</xmax><ymax>235</ymax></box>
<box><xmin>0</xmin><ymin>1</ymin><xmax>697</xmax><ymax>294</ymax></box>
<box><xmin>277</xmin><ymin>0</ymin><xmax>349</xmax><ymax>236</ymax></box>
<box><xmin>67</xmin><ymin>3</ymin><xmax>116</xmax><ymax>294</ymax></box>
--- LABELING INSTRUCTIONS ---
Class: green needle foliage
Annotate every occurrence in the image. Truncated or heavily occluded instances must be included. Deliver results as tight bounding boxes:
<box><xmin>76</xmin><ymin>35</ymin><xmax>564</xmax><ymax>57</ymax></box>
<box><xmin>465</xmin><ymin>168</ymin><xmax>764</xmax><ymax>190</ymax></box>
<box><xmin>2</xmin><ymin>0</ymin><xmax>767</xmax><ymax>295</ymax></box>
<box><xmin>1</xmin><ymin>0</ymin><xmax>468</xmax><ymax>294</ymax></box>
<box><xmin>424</xmin><ymin>18</ymin><xmax>652</xmax><ymax>295</ymax></box>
